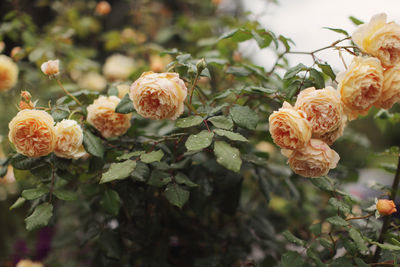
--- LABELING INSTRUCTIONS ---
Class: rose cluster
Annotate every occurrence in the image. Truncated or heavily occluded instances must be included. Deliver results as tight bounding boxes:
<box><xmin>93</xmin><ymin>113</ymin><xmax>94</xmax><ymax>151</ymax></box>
<box><xmin>269</xmin><ymin>13</ymin><xmax>400</xmax><ymax>178</ymax></box>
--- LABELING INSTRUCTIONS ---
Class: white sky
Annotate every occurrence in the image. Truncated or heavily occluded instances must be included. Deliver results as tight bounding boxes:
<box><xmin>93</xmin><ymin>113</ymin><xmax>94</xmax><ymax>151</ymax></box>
<box><xmin>239</xmin><ymin>0</ymin><xmax>400</xmax><ymax>73</ymax></box>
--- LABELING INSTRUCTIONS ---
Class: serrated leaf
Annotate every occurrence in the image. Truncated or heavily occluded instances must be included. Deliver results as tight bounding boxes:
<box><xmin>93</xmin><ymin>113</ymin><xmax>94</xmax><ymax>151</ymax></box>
<box><xmin>100</xmin><ymin>160</ymin><xmax>137</xmax><ymax>184</ymax></box>
<box><xmin>22</xmin><ymin>187</ymin><xmax>49</xmax><ymax>200</ymax></box>
<box><xmin>226</xmin><ymin>66</ymin><xmax>251</xmax><ymax>77</ymax></box>
<box><xmin>349</xmin><ymin>228</ymin><xmax>368</xmax><ymax>252</ymax></box>
<box><xmin>214</xmin><ymin>141</ymin><xmax>242</xmax><ymax>172</ymax></box>
<box><xmin>140</xmin><ymin>150</ymin><xmax>164</xmax><ymax>163</ymax></box>
<box><xmin>165</xmin><ymin>183</ymin><xmax>190</xmax><ymax>208</ymax></box>
<box><xmin>117</xmin><ymin>151</ymin><xmax>145</xmax><ymax>160</ymax></box>
<box><xmin>53</xmin><ymin>189</ymin><xmax>77</xmax><ymax>201</ymax></box>
<box><xmin>115</xmin><ymin>94</ymin><xmax>134</xmax><ymax>114</ymax></box>
<box><xmin>208</xmin><ymin>116</ymin><xmax>233</xmax><ymax>130</ymax></box>
<box><xmin>317</xmin><ymin>63</ymin><xmax>336</xmax><ymax>81</ymax></box>
<box><xmin>329</xmin><ymin>197</ymin><xmax>350</xmax><ymax>214</ymax></box>
<box><xmin>326</xmin><ymin>216</ymin><xmax>348</xmax><ymax>226</ymax></box>
<box><xmin>214</xmin><ymin>129</ymin><xmax>248</xmax><ymax>142</ymax></box>
<box><xmin>10</xmin><ymin>197</ymin><xmax>26</xmax><ymax>210</ymax></box>
<box><xmin>283</xmin><ymin>63</ymin><xmax>307</xmax><ymax>80</ymax></box>
<box><xmin>11</xmin><ymin>154</ymin><xmax>42</xmax><ymax>170</ymax></box>
<box><xmin>229</xmin><ymin>105</ymin><xmax>258</xmax><ymax>130</ymax></box>
<box><xmin>185</xmin><ymin>130</ymin><xmax>214</xmax><ymax>151</ymax></box>
<box><xmin>354</xmin><ymin>258</ymin><xmax>369</xmax><ymax>267</ymax></box>
<box><xmin>175</xmin><ymin>172</ymin><xmax>198</xmax><ymax>187</ymax></box>
<box><xmin>322</xmin><ymin>27</ymin><xmax>349</xmax><ymax>36</ymax></box>
<box><xmin>148</xmin><ymin>170</ymin><xmax>171</xmax><ymax>187</ymax></box>
<box><xmin>309</xmin><ymin>69</ymin><xmax>325</xmax><ymax>89</ymax></box>
<box><xmin>100</xmin><ymin>189</ymin><xmax>120</xmax><ymax>216</ymax></box>
<box><xmin>176</xmin><ymin>116</ymin><xmax>204</xmax><ymax>128</ymax></box>
<box><xmin>311</xmin><ymin>176</ymin><xmax>335</xmax><ymax>191</ymax></box>
<box><xmin>282</xmin><ymin>230</ymin><xmax>306</xmax><ymax>246</ymax></box>
<box><xmin>83</xmin><ymin>130</ymin><xmax>104</xmax><ymax>158</ymax></box>
<box><xmin>281</xmin><ymin>251</ymin><xmax>305</xmax><ymax>267</ymax></box>
<box><xmin>25</xmin><ymin>203</ymin><xmax>53</xmax><ymax>231</ymax></box>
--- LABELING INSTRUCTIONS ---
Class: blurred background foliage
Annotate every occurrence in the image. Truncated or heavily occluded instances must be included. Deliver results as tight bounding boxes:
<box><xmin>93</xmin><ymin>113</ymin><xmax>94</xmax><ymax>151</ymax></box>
<box><xmin>0</xmin><ymin>0</ymin><xmax>399</xmax><ymax>266</ymax></box>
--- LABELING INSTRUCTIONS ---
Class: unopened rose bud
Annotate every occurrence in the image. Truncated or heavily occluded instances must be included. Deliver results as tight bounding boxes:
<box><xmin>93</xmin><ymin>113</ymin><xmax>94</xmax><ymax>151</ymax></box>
<box><xmin>212</xmin><ymin>0</ymin><xmax>222</xmax><ymax>5</ymax></box>
<box><xmin>196</xmin><ymin>58</ymin><xmax>207</xmax><ymax>73</ymax></box>
<box><xmin>41</xmin><ymin>59</ymin><xmax>60</xmax><ymax>76</ymax></box>
<box><xmin>95</xmin><ymin>1</ymin><xmax>111</xmax><ymax>16</ymax></box>
<box><xmin>10</xmin><ymin>46</ymin><xmax>23</xmax><ymax>61</ymax></box>
<box><xmin>376</xmin><ymin>199</ymin><xmax>397</xmax><ymax>216</ymax></box>
<box><xmin>19</xmin><ymin>100</ymin><xmax>34</xmax><ymax>110</ymax></box>
<box><xmin>21</xmin><ymin>91</ymin><xmax>32</xmax><ymax>102</ymax></box>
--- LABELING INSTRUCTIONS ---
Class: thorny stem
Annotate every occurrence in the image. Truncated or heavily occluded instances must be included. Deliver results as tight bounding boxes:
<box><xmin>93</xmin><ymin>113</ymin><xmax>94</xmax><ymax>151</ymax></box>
<box><xmin>56</xmin><ymin>78</ymin><xmax>82</xmax><ymax>106</ymax></box>
<box><xmin>373</xmin><ymin>153</ymin><xmax>400</xmax><ymax>262</ymax></box>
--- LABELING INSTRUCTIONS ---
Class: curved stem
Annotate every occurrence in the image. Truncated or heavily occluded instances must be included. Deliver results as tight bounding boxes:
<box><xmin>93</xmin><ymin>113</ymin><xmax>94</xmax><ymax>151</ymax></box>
<box><xmin>56</xmin><ymin>79</ymin><xmax>82</xmax><ymax>106</ymax></box>
<box><xmin>345</xmin><ymin>213</ymin><xmax>373</xmax><ymax>221</ymax></box>
<box><xmin>373</xmin><ymin>153</ymin><xmax>400</xmax><ymax>262</ymax></box>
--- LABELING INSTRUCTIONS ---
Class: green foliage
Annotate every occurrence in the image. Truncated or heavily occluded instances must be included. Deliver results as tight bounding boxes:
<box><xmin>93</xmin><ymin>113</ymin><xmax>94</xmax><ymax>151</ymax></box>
<box><xmin>25</xmin><ymin>203</ymin><xmax>53</xmax><ymax>231</ymax></box>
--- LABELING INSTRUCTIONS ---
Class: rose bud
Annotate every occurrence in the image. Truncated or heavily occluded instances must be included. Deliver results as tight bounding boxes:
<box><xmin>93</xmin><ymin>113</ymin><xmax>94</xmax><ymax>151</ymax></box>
<box><xmin>95</xmin><ymin>1</ymin><xmax>111</xmax><ymax>16</ymax></box>
<box><xmin>41</xmin><ymin>59</ymin><xmax>60</xmax><ymax>76</ymax></box>
<box><xmin>376</xmin><ymin>199</ymin><xmax>397</xmax><ymax>216</ymax></box>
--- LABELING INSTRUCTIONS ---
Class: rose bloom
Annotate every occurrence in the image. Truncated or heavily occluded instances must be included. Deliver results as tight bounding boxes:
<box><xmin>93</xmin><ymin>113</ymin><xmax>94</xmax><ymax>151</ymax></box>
<box><xmin>95</xmin><ymin>1</ymin><xmax>111</xmax><ymax>16</ymax></box>
<box><xmin>353</xmin><ymin>13</ymin><xmax>400</xmax><ymax>68</ymax></box>
<box><xmin>8</xmin><ymin>109</ymin><xmax>56</xmax><ymax>158</ymax></box>
<box><xmin>0</xmin><ymin>55</ymin><xmax>18</xmax><ymax>92</ymax></box>
<box><xmin>150</xmin><ymin>54</ymin><xmax>172</xmax><ymax>73</ymax></box>
<box><xmin>376</xmin><ymin>199</ymin><xmax>397</xmax><ymax>216</ymax></box>
<box><xmin>314</xmin><ymin>117</ymin><xmax>347</xmax><ymax>146</ymax></box>
<box><xmin>16</xmin><ymin>259</ymin><xmax>43</xmax><ymax>267</ymax></box>
<box><xmin>337</xmin><ymin>56</ymin><xmax>383</xmax><ymax>120</ymax></box>
<box><xmin>129</xmin><ymin>71</ymin><xmax>188</xmax><ymax>120</ymax></box>
<box><xmin>41</xmin><ymin>59</ymin><xmax>60</xmax><ymax>76</ymax></box>
<box><xmin>282</xmin><ymin>139</ymin><xmax>340</xmax><ymax>178</ymax></box>
<box><xmin>78</xmin><ymin>72</ymin><xmax>107</xmax><ymax>92</ymax></box>
<box><xmin>54</xmin><ymin>119</ymin><xmax>87</xmax><ymax>159</ymax></box>
<box><xmin>269</xmin><ymin>102</ymin><xmax>312</xmax><ymax>150</ymax></box>
<box><xmin>116</xmin><ymin>84</ymin><xmax>130</xmax><ymax>99</ymax></box>
<box><xmin>103</xmin><ymin>54</ymin><xmax>135</xmax><ymax>81</ymax></box>
<box><xmin>295</xmin><ymin>87</ymin><xmax>345</xmax><ymax>136</ymax></box>
<box><xmin>87</xmin><ymin>96</ymin><xmax>132</xmax><ymax>138</ymax></box>
<box><xmin>375</xmin><ymin>66</ymin><xmax>400</xmax><ymax>109</ymax></box>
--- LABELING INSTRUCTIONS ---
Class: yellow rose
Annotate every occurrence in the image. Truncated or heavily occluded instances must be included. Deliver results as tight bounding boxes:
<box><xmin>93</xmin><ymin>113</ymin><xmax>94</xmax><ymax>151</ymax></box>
<box><xmin>8</xmin><ymin>109</ymin><xmax>56</xmax><ymax>158</ymax></box>
<box><xmin>54</xmin><ymin>119</ymin><xmax>87</xmax><ymax>159</ymax></box>
<box><xmin>0</xmin><ymin>55</ymin><xmax>18</xmax><ymax>92</ymax></box>
<box><xmin>269</xmin><ymin>102</ymin><xmax>312</xmax><ymax>150</ymax></box>
<box><xmin>337</xmin><ymin>56</ymin><xmax>383</xmax><ymax>120</ymax></box>
<box><xmin>87</xmin><ymin>96</ymin><xmax>132</xmax><ymax>138</ymax></box>
<box><xmin>41</xmin><ymin>59</ymin><xmax>60</xmax><ymax>76</ymax></box>
<box><xmin>352</xmin><ymin>13</ymin><xmax>400</xmax><ymax>68</ymax></box>
<box><xmin>282</xmin><ymin>139</ymin><xmax>340</xmax><ymax>178</ymax></box>
<box><xmin>16</xmin><ymin>259</ymin><xmax>43</xmax><ymax>267</ymax></box>
<box><xmin>116</xmin><ymin>84</ymin><xmax>130</xmax><ymax>99</ymax></box>
<box><xmin>295</xmin><ymin>87</ymin><xmax>346</xmax><ymax>136</ymax></box>
<box><xmin>375</xmin><ymin>66</ymin><xmax>400</xmax><ymax>109</ymax></box>
<box><xmin>78</xmin><ymin>72</ymin><xmax>107</xmax><ymax>92</ymax></box>
<box><xmin>103</xmin><ymin>54</ymin><xmax>135</xmax><ymax>81</ymax></box>
<box><xmin>129</xmin><ymin>71</ymin><xmax>188</xmax><ymax>120</ymax></box>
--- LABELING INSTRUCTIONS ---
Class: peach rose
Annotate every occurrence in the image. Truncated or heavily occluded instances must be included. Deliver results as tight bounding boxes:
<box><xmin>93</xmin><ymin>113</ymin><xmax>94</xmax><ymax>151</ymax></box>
<box><xmin>376</xmin><ymin>199</ymin><xmax>397</xmax><ymax>216</ymax></box>
<box><xmin>295</xmin><ymin>87</ymin><xmax>345</xmax><ymax>136</ymax></box>
<box><xmin>313</xmin><ymin>117</ymin><xmax>346</xmax><ymax>146</ymax></box>
<box><xmin>103</xmin><ymin>54</ymin><xmax>135</xmax><ymax>81</ymax></box>
<box><xmin>87</xmin><ymin>96</ymin><xmax>132</xmax><ymax>138</ymax></box>
<box><xmin>54</xmin><ymin>119</ymin><xmax>87</xmax><ymax>159</ymax></box>
<box><xmin>0</xmin><ymin>55</ymin><xmax>18</xmax><ymax>92</ymax></box>
<box><xmin>8</xmin><ymin>110</ymin><xmax>56</xmax><ymax>158</ymax></box>
<box><xmin>282</xmin><ymin>139</ymin><xmax>340</xmax><ymax>178</ymax></box>
<box><xmin>375</xmin><ymin>66</ymin><xmax>400</xmax><ymax>109</ymax></box>
<box><xmin>16</xmin><ymin>259</ymin><xmax>43</xmax><ymax>267</ymax></box>
<box><xmin>269</xmin><ymin>102</ymin><xmax>312</xmax><ymax>150</ymax></box>
<box><xmin>337</xmin><ymin>56</ymin><xmax>383</xmax><ymax>120</ymax></box>
<box><xmin>116</xmin><ymin>84</ymin><xmax>130</xmax><ymax>99</ymax></box>
<box><xmin>352</xmin><ymin>13</ymin><xmax>400</xmax><ymax>68</ymax></box>
<box><xmin>78</xmin><ymin>72</ymin><xmax>107</xmax><ymax>92</ymax></box>
<box><xmin>95</xmin><ymin>1</ymin><xmax>111</xmax><ymax>16</ymax></box>
<box><xmin>129</xmin><ymin>71</ymin><xmax>188</xmax><ymax>120</ymax></box>
<box><xmin>41</xmin><ymin>59</ymin><xmax>60</xmax><ymax>76</ymax></box>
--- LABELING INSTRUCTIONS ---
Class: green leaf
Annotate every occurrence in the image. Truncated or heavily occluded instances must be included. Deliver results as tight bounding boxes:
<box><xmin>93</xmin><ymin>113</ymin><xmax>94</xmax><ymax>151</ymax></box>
<box><xmin>282</xmin><ymin>230</ymin><xmax>306</xmax><ymax>246</ymax></box>
<box><xmin>175</xmin><ymin>172</ymin><xmax>198</xmax><ymax>187</ymax></box>
<box><xmin>281</xmin><ymin>251</ymin><xmax>305</xmax><ymax>267</ymax></box>
<box><xmin>131</xmin><ymin>161</ymin><xmax>149</xmax><ymax>182</ymax></box>
<box><xmin>185</xmin><ymin>130</ymin><xmax>214</xmax><ymax>151</ymax></box>
<box><xmin>140</xmin><ymin>150</ymin><xmax>164</xmax><ymax>163</ymax></box>
<box><xmin>117</xmin><ymin>151</ymin><xmax>145</xmax><ymax>160</ymax></box>
<box><xmin>307</xmin><ymin>249</ymin><xmax>326</xmax><ymax>267</ymax></box>
<box><xmin>328</xmin><ymin>197</ymin><xmax>350</xmax><ymax>214</ymax></box>
<box><xmin>10</xmin><ymin>197</ymin><xmax>26</xmax><ymax>210</ymax></box>
<box><xmin>0</xmin><ymin>165</ymin><xmax>8</xmax><ymax>177</ymax></box>
<box><xmin>176</xmin><ymin>116</ymin><xmax>204</xmax><ymax>128</ymax></box>
<box><xmin>251</xmin><ymin>30</ymin><xmax>273</xmax><ymax>48</ymax></box>
<box><xmin>165</xmin><ymin>183</ymin><xmax>190</xmax><ymax>208</ymax></box>
<box><xmin>229</xmin><ymin>105</ymin><xmax>258</xmax><ymax>130</ymax></box>
<box><xmin>349</xmin><ymin>16</ymin><xmax>364</xmax><ymax>26</ymax></box>
<box><xmin>214</xmin><ymin>129</ymin><xmax>248</xmax><ymax>142</ymax></box>
<box><xmin>100</xmin><ymin>189</ymin><xmax>121</xmax><ymax>216</ymax></box>
<box><xmin>10</xmin><ymin>154</ymin><xmax>41</xmax><ymax>170</ymax></box>
<box><xmin>22</xmin><ymin>187</ymin><xmax>49</xmax><ymax>200</ymax></box>
<box><xmin>100</xmin><ymin>160</ymin><xmax>137</xmax><ymax>184</ymax></box>
<box><xmin>309</xmin><ymin>69</ymin><xmax>325</xmax><ymax>89</ymax></box>
<box><xmin>322</xmin><ymin>27</ymin><xmax>349</xmax><ymax>36</ymax></box>
<box><xmin>214</xmin><ymin>141</ymin><xmax>242</xmax><ymax>173</ymax></box>
<box><xmin>83</xmin><ymin>130</ymin><xmax>104</xmax><ymax>158</ymax></box>
<box><xmin>283</xmin><ymin>63</ymin><xmax>307</xmax><ymax>80</ymax></box>
<box><xmin>317</xmin><ymin>63</ymin><xmax>336</xmax><ymax>81</ymax></box>
<box><xmin>148</xmin><ymin>170</ymin><xmax>171</xmax><ymax>187</ymax></box>
<box><xmin>53</xmin><ymin>189</ymin><xmax>77</xmax><ymax>201</ymax></box>
<box><xmin>208</xmin><ymin>116</ymin><xmax>233</xmax><ymax>130</ymax></box>
<box><xmin>349</xmin><ymin>228</ymin><xmax>368</xmax><ymax>252</ymax></box>
<box><xmin>115</xmin><ymin>94</ymin><xmax>134</xmax><ymax>114</ymax></box>
<box><xmin>226</xmin><ymin>66</ymin><xmax>251</xmax><ymax>77</ymax></box>
<box><xmin>354</xmin><ymin>258</ymin><xmax>369</xmax><ymax>267</ymax></box>
<box><xmin>311</xmin><ymin>176</ymin><xmax>335</xmax><ymax>191</ymax></box>
<box><xmin>326</xmin><ymin>216</ymin><xmax>348</xmax><ymax>227</ymax></box>
<box><xmin>25</xmin><ymin>203</ymin><xmax>53</xmax><ymax>231</ymax></box>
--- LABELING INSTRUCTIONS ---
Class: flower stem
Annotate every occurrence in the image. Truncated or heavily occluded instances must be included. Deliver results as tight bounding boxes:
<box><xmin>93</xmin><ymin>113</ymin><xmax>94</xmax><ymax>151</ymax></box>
<box><xmin>373</xmin><ymin>153</ymin><xmax>400</xmax><ymax>262</ymax></box>
<box><xmin>345</xmin><ymin>213</ymin><xmax>373</xmax><ymax>221</ymax></box>
<box><xmin>56</xmin><ymin>78</ymin><xmax>82</xmax><ymax>106</ymax></box>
